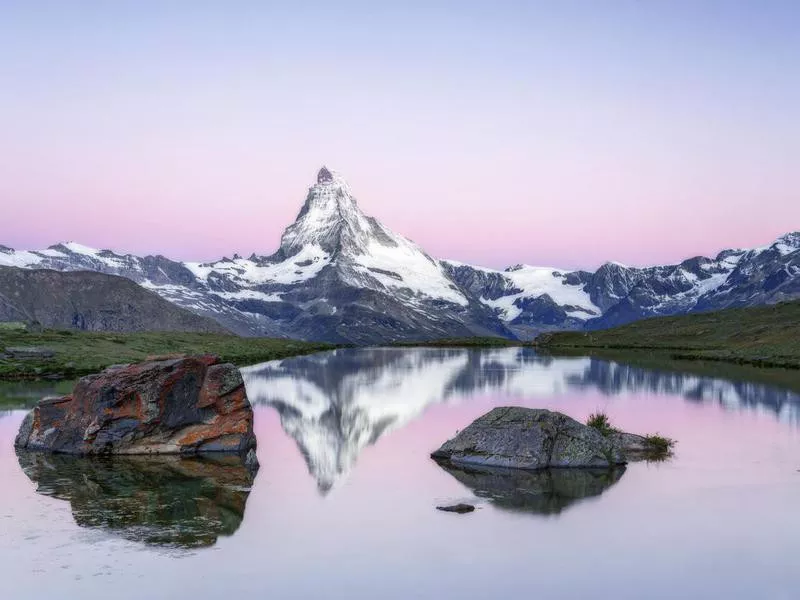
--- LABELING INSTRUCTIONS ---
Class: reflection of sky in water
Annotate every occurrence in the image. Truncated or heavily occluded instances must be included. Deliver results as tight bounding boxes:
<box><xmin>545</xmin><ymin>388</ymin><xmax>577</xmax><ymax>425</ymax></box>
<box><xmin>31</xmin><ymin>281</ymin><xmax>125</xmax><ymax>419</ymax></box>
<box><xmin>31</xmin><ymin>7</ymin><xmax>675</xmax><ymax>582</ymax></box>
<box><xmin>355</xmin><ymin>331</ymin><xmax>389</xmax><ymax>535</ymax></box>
<box><xmin>1</xmin><ymin>348</ymin><xmax>799</xmax><ymax>599</ymax></box>
<box><xmin>241</xmin><ymin>348</ymin><xmax>800</xmax><ymax>491</ymax></box>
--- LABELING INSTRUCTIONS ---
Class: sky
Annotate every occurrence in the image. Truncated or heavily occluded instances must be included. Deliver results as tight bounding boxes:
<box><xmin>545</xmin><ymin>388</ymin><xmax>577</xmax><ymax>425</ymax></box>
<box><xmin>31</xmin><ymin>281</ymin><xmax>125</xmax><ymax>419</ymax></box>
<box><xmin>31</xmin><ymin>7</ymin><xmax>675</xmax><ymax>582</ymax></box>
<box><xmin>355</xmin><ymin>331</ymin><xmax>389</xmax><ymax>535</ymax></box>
<box><xmin>0</xmin><ymin>0</ymin><xmax>798</xmax><ymax>270</ymax></box>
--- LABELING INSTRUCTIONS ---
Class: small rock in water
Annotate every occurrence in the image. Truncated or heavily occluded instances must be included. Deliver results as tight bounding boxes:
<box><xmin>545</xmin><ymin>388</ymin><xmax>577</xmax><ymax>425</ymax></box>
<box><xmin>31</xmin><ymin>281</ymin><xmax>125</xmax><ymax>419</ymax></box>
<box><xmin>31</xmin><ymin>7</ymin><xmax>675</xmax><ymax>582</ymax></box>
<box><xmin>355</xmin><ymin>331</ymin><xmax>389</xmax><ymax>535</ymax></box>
<box><xmin>436</xmin><ymin>503</ymin><xmax>475</xmax><ymax>514</ymax></box>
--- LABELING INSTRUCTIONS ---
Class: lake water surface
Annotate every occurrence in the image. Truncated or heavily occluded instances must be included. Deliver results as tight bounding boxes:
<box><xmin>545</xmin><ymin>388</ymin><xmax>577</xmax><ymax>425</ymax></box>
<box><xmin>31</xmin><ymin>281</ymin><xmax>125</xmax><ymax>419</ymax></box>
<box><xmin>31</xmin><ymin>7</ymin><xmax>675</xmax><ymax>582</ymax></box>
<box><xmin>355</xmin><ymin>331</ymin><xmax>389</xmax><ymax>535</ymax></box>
<box><xmin>2</xmin><ymin>348</ymin><xmax>799</xmax><ymax>599</ymax></box>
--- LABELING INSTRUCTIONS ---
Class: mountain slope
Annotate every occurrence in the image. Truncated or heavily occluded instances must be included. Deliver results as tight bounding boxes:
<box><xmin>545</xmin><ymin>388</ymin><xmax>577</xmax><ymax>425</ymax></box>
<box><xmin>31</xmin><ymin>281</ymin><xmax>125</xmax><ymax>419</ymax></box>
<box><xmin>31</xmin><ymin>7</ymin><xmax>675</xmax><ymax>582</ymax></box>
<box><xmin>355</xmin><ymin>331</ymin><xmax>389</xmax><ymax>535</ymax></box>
<box><xmin>0</xmin><ymin>266</ymin><xmax>228</xmax><ymax>333</ymax></box>
<box><xmin>538</xmin><ymin>299</ymin><xmax>800</xmax><ymax>368</ymax></box>
<box><xmin>445</xmin><ymin>231</ymin><xmax>800</xmax><ymax>336</ymax></box>
<box><xmin>1</xmin><ymin>167</ymin><xmax>798</xmax><ymax>343</ymax></box>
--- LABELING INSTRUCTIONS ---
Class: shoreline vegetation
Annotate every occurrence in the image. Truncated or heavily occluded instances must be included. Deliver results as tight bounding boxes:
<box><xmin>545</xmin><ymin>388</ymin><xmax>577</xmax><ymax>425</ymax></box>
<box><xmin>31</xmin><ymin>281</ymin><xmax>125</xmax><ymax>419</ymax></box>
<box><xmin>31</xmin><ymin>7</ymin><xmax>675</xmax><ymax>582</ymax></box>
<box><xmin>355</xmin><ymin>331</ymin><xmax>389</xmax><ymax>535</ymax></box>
<box><xmin>1</xmin><ymin>300</ymin><xmax>798</xmax><ymax>382</ymax></box>
<box><xmin>0</xmin><ymin>327</ymin><xmax>335</xmax><ymax>381</ymax></box>
<box><xmin>586</xmin><ymin>411</ymin><xmax>676</xmax><ymax>462</ymax></box>
<box><xmin>536</xmin><ymin>300</ymin><xmax>800</xmax><ymax>370</ymax></box>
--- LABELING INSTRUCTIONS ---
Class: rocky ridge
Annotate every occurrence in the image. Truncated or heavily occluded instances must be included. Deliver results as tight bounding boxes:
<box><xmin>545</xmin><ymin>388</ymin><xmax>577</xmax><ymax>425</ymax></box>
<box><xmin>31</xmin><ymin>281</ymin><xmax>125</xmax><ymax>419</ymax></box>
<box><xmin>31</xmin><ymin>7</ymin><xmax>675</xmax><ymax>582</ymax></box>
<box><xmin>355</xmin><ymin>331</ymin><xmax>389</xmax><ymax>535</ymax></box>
<box><xmin>0</xmin><ymin>265</ymin><xmax>228</xmax><ymax>333</ymax></box>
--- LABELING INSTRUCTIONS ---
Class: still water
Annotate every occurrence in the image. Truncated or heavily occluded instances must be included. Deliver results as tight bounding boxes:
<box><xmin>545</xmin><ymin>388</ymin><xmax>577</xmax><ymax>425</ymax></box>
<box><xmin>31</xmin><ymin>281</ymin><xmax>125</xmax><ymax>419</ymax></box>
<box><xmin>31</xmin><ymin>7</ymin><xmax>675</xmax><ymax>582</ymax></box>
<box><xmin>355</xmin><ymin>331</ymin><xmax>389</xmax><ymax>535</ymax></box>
<box><xmin>1</xmin><ymin>348</ymin><xmax>799</xmax><ymax>599</ymax></box>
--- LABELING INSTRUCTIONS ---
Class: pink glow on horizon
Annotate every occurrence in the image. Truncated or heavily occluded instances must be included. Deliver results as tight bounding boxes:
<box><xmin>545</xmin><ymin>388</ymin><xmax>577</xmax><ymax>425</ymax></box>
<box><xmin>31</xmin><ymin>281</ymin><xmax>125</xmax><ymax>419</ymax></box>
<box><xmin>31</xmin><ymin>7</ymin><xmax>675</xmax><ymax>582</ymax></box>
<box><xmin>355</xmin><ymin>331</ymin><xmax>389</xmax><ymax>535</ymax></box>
<box><xmin>1</xmin><ymin>3</ymin><xmax>798</xmax><ymax>270</ymax></box>
<box><xmin>1</xmin><ymin>159</ymin><xmax>796</xmax><ymax>271</ymax></box>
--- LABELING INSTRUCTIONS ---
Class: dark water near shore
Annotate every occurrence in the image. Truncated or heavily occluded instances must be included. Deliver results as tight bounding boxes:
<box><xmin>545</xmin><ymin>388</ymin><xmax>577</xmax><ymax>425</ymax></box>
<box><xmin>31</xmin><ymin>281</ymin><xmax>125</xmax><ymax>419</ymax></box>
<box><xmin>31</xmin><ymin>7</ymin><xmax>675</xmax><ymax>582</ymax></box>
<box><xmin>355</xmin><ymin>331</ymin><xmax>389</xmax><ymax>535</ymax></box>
<box><xmin>2</xmin><ymin>348</ymin><xmax>800</xmax><ymax>599</ymax></box>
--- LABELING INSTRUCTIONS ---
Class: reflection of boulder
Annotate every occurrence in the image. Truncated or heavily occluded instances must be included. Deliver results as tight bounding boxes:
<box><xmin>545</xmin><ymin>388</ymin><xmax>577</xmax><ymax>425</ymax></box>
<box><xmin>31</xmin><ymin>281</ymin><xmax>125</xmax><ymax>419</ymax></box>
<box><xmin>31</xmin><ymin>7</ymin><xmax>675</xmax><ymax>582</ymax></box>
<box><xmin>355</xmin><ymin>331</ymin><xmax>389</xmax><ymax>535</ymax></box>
<box><xmin>17</xmin><ymin>451</ymin><xmax>255</xmax><ymax>548</ymax></box>
<box><xmin>435</xmin><ymin>461</ymin><xmax>625</xmax><ymax>515</ymax></box>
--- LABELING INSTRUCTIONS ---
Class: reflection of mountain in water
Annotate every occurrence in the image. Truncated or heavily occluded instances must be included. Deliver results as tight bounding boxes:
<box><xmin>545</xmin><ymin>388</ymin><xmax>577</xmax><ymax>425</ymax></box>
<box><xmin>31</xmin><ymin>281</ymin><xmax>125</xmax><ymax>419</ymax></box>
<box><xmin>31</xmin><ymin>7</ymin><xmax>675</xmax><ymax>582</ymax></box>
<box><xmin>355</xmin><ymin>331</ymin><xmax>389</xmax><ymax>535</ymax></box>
<box><xmin>436</xmin><ymin>462</ymin><xmax>626</xmax><ymax>515</ymax></box>
<box><xmin>17</xmin><ymin>452</ymin><xmax>255</xmax><ymax>548</ymax></box>
<box><xmin>564</xmin><ymin>359</ymin><xmax>800</xmax><ymax>420</ymax></box>
<box><xmin>242</xmin><ymin>348</ymin><xmax>800</xmax><ymax>491</ymax></box>
<box><xmin>242</xmin><ymin>348</ymin><xmax>482</xmax><ymax>492</ymax></box>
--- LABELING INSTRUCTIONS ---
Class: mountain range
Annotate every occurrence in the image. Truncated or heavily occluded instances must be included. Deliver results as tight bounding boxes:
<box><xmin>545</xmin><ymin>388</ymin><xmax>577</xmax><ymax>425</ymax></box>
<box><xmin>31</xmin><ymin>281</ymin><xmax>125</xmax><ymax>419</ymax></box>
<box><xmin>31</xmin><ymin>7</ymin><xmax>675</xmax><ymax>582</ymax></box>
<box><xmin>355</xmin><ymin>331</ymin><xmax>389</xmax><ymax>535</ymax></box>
<box><xmin>2</xmin><ymin>167</ymin><xmax>798</xmax><ymax>343</ymax></box>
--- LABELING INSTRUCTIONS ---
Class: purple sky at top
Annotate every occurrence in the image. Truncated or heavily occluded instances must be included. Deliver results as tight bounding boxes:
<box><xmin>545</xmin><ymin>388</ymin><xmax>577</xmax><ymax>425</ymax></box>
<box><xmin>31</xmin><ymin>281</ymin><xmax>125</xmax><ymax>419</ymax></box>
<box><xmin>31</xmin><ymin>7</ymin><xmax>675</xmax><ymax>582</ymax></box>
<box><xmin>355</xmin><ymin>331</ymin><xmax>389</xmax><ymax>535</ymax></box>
<box><xmin>1</xmin><ymin>1</ymin><xmax>798</xmax><ymax>270</ymax></box>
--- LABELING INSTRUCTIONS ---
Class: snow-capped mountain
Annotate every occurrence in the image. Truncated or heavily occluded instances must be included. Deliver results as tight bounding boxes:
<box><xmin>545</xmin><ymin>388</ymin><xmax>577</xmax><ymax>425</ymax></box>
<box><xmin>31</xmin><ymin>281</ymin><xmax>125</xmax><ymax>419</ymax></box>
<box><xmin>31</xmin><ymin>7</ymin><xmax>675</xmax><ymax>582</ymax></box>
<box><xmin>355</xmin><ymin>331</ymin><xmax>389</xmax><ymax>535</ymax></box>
<box><xmin>1</xmin><ymin>167</ymin><xmax>798</xmax><ymax>342</ymax></box>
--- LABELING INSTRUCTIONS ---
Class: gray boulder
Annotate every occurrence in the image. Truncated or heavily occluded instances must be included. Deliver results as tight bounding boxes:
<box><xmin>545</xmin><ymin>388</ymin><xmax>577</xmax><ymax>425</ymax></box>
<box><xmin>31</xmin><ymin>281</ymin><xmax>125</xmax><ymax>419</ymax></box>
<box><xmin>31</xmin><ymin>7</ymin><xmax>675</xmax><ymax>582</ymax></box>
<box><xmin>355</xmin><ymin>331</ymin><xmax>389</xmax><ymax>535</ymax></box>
<box><xmin>431</xmin><ymin>407</ymin><xmax>626</xmax><ymax>469</ymax></box>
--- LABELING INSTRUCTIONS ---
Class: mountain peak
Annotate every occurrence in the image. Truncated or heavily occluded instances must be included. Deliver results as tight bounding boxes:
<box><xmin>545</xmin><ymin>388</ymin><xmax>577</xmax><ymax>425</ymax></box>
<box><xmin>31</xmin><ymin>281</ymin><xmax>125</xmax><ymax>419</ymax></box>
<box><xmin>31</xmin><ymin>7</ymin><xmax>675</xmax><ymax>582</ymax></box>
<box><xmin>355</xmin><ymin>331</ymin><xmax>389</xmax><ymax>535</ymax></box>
<box><xmin>278</xmin><ymin>167</ymin><xmax>370</xmax><ymax>257</ymax></box>
<box><xmin>312</xmin><ymin>166</ymin><xmax>351</xmax><ymax>193</ymax></box>
<box><xmin>317</xmin><ymin>166</ymin><xmax>334</xmax><ymax>183</ymax></box>
<box><xmin>774</xmin><ymin>231</ymin><xmax>800</xmax><ymax>250</ymax></box>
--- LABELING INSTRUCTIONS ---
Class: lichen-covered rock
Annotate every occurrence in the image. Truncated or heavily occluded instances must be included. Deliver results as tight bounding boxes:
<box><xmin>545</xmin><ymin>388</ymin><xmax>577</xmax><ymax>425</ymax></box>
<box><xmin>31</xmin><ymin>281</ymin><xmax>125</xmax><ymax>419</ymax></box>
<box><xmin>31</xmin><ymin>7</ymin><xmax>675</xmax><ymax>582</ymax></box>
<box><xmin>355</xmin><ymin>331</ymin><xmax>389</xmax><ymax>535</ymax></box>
<box><xmin>431</xmin><ymin>407</ymin><xmax>626</xmax><ymax>469</ymax></box>
<box><xmin>14</xmin><ymin>354</ymin><xmax>258</xmax><ymax>462</ymax></box>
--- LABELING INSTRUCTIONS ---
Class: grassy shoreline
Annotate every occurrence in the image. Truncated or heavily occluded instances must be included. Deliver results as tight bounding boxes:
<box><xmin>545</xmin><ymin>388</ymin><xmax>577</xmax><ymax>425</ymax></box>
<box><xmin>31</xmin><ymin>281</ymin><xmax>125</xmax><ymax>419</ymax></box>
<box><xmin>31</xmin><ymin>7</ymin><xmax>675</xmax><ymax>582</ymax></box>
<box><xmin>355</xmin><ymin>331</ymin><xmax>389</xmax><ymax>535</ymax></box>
<box><xmin>536</xmin><ymin>301</ymin><xmax>800</xmax><ymax>370</ymax></box>
<box><xmin>3</xmin><ymin>300</ymin><xmax>800</xmax><ymax>381</ymax></box>
<box><xmin>0</xmin><ymin>329</ymin><xmax>335</xmax><ymax>381</ymax></box>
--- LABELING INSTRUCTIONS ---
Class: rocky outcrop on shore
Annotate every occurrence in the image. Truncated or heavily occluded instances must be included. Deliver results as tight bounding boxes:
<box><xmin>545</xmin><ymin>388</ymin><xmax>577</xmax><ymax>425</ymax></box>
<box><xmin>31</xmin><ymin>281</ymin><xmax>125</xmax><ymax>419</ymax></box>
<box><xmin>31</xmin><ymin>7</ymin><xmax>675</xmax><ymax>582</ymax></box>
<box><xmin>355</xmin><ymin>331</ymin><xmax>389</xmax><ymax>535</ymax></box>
<box><xmin>15</xmin><ymin>354</ymin><xmax>258</xmax><ymax>466</ymax></box>
<box><xmin>431</xmin><ymin>407</ymin><xmax>666</xmax><ymax>470</ymax></box>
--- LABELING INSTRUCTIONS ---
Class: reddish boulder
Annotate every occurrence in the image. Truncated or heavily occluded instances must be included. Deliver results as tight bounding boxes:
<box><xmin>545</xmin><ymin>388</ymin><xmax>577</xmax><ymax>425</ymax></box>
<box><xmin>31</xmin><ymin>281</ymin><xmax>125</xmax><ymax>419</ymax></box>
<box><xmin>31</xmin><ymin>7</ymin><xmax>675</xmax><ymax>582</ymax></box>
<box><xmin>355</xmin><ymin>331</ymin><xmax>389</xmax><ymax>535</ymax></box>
<box><xmin>15</xmin><ymin>354</ymin><xmax>258</xmax><ymax>467</ymax></box>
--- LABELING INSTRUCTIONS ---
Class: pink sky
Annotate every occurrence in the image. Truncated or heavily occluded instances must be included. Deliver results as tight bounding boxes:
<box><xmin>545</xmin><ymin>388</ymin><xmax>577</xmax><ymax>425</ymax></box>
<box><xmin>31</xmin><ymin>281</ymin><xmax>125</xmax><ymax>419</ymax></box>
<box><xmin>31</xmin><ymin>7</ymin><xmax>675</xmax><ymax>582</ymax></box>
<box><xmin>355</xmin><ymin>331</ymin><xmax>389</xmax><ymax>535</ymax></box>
<box><xmin>1</xmin><ymin>2</ymin><xmax>798</xmax><ymax>270</ymax></box>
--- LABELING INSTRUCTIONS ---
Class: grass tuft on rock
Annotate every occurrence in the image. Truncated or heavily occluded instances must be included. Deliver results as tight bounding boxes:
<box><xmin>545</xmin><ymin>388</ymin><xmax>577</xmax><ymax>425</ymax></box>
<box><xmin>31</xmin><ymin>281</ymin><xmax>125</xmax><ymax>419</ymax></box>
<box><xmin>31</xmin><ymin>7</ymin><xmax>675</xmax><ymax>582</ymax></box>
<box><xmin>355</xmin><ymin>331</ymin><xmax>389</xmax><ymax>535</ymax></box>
<box><xmin>586</xmin><ymin>411</ymin><xmax>619</xmax><ymax>437</ymax></box>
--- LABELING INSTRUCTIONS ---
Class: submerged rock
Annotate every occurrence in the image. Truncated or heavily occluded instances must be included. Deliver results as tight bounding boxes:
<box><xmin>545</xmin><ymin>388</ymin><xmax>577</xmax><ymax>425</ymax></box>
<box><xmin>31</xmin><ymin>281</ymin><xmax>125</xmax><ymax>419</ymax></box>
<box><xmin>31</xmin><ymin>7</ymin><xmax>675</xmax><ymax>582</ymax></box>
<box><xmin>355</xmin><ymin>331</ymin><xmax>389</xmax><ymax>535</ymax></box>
<box><xmin>432</xmin><ymin>407</ymin><xmax>627</xmax><ymax>470</ymax></box>
<box><xmin>436</xmin><ymin>503</ymin><xmax>475</xmax><ymax>514</ymax></box>
<box><xmin>17</xmin><ymin>451</ymin><xmax>255</xmax><ymax>548</ymax></box>
<box><xmin>14</xmin><ymin>354</ymin><xmax>258</xmax><ymax>463</ymax></box>
<box><xmin>437</xmin><ymin>463</ymin><xmax>625</xmax><ymax>515</ymax></box>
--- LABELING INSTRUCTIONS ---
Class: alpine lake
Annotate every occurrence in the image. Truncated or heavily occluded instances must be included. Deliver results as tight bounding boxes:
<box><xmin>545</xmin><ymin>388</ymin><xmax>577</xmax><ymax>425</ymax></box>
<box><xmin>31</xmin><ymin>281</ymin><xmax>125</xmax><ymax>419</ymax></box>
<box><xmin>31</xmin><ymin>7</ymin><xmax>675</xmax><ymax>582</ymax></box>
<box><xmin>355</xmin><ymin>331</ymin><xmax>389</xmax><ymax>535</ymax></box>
<box><xmin>1</xmin><ymin>347</ymin><xmax>799</xmax><ymax>600</ymax></box>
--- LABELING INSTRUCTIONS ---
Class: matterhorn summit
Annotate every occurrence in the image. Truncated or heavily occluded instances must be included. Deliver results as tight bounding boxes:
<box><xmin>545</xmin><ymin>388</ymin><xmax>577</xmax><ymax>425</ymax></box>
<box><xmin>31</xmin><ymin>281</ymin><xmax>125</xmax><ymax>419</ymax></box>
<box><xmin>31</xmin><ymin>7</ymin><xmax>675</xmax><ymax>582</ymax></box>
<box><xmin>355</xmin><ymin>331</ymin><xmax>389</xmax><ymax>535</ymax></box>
<box><xmin>279</xmin><ymin>166</ymin><xmax>388</xmax><ymax>257</ymax></box>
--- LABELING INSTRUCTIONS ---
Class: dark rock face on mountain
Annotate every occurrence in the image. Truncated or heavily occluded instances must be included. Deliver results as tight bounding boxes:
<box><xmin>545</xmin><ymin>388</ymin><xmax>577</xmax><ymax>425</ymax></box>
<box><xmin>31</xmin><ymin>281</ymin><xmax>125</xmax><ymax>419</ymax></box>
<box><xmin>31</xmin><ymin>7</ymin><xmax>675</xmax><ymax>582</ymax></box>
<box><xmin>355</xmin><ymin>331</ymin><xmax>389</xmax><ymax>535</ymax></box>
<box><xmin>2</xmin><ymin>168</ymin><xmax>797</xmax><ymax>342</ymax></box>
<box><xmin>17</xmin><ymin>451</ymin><xmax>255</xmax><ymax>548</ymax></box>
<box><xmin>0</xmin><ymin>266</ymin><xmax>228</xmax><ymax>333</ymax></box>
<box><xmin>431</xmin><ymin>407</ymin><xmax>627</xmax><ymax>469</ymax></box>
<box><xmin>15</xmin><ymin>355</ymin><xmax>258</xmax><ymax>465</ymax></box>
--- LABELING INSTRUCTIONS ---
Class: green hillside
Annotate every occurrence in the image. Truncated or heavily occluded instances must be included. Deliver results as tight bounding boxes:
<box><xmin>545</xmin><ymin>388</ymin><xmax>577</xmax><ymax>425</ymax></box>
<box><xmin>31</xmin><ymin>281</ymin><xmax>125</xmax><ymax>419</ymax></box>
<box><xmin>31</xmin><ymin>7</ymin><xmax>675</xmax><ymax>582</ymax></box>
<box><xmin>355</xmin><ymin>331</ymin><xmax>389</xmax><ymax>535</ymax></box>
<box><xmin>0</xmin><ymin>329</ymin><xmax>334</xmax><ymax>380</ymax></box>
<box><xmin>537</xmin><ymin>300</ymin><xmax>800</xmax><ymax>369</ymax></box>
